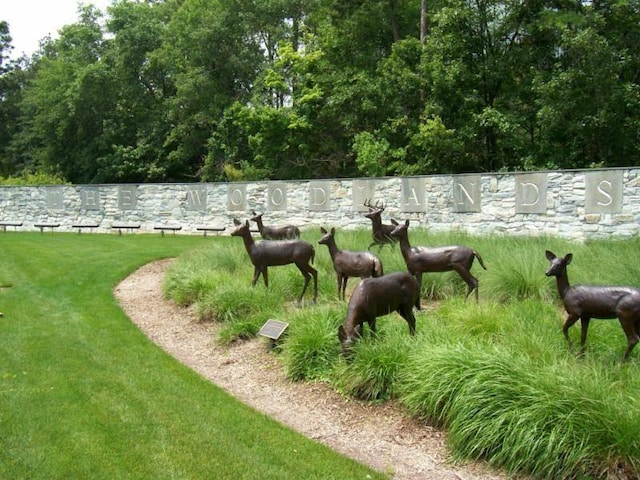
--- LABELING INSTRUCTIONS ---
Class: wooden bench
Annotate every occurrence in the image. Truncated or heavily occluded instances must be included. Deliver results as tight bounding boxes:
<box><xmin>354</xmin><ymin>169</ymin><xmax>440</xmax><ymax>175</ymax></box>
<box><xmin>111</xmin><ymin>224</ymin><xmax>141</xmax><ymax>235</ymax></box>
<box><xmin>72</xmin><ymin>223</ymin><xmax>100</xmax><ymax>234</ymax></box>
<box><xmin>196</xmin><ymin>226</ymin><xmax>226</xmax><ymax>237</ymax></box>
<box><xmin>34</xmin><ymin>223</ymin><xmax>60</xmax><ymax>233</ymax></box>
<box><xmin>154</xmin><ymin>225</ymin><xmax>182</xmax><ymax>236</ymax></box>
<box><xmin>0</xmin><ymin>221</ymin><xmax>23</xmax><ymax>232</ymax></box>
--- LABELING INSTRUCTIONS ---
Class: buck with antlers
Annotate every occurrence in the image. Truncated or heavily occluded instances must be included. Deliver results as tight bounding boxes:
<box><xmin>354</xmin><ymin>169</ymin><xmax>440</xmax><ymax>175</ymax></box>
<box><xmin>318</xmin><ymin>227</ymin><xmax>384</xmax><ymax>300</ymax></box>
<box><xmin>362</xmin><ymin>199</ymin><xmax>398</xmax><ymax>250</ymax></box>
<box><xmin>390</xmin><ymin>220</ymin><xmax>487</xmax><ymax>302</ymax></box>
<box><xmin>338</xmin><ymin>272</ymin><xmax>420</xmax><ymax>356</ymax></box>
<box><xmin>231</xmin><ymin>219</ymin><xmax>317</xmax><ymax>303</ymax></box>
<box><xmin>545</xmin><ymin>250</ymin><xmax>640</xmax><ymax>361</ymax></box>
<box><xmin>250</xmin><ymin>210</ymin><xmax>300</xmax><ymax>240</ymax></box>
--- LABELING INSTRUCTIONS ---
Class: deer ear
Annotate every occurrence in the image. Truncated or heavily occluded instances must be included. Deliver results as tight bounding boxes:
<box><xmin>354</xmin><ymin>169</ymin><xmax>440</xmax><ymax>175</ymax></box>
<box><xmin>390</xmin><ymin>218</ymin><xmax>398</xmax><ymax>225</ymax></box>
<box><xmin>338</xmin><ymin>325</ymin><xmax>347</xmax><ymax>342</ymax></box>
<box><xmin>330</xmin><ymin>227</ymin><xmax>336</xmax><ymax>235</ymax></box>
<box><xmin>233</xmin><ymin>218</ymin><xmax>240</xmax><ymax>226</ymax></box>
<box><xmin>320</xmin><ymin>226</ymin><xmax>327</xmax><ymax>234</ymax></box>
<box><xmin>545</xmin><ymin>250</ymin><xmax>556</xmax><ymax>261</ymax></box>
<box><xmin>244</xmin><ymin>220</ymin><xmax>249</xmax><ymax>227</ymax></box>
<box><xmin>565</xmin><ymin>253</ymin><xmax>573</xmax><ymax>265</ymax></box>
<box><xmin>404</xmin><ymin>219</ymin><xmax>410</xmax><ymax>227</ymax></box>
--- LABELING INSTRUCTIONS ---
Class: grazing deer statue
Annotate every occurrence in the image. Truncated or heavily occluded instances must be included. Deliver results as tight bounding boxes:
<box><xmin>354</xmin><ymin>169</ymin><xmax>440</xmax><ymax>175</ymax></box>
<box><xmin>545</xmin><ymin>250</ymin><xmax>640</xmax><ymax>361</ymax></box>
<box><xmin>338</xmin><ymin>272</ymin><xmax>421</xmax><ymax>356</ymax></box>
<box><xmin>250</xmin><ymin>210</ymin><xmax>300</xmax><ymax>240</ymax></box>
<box><xmin>231</xmin><ymin>219</ymin><xmax>317</xmax><ymax>303</ymax></box>
<box><xmin>390</xmin><ymin>220</ymin><xmax>487</xmax><ymax>302</ymax></box>
<box><xmin>318</xmin><ymin>227</ymin><xmax>384</xmax><ymax>300</ymax></box>
<box><xmin>363</xmin><ymin>199</ymin><xmax>398</xmax><ymax>250</ymax></box>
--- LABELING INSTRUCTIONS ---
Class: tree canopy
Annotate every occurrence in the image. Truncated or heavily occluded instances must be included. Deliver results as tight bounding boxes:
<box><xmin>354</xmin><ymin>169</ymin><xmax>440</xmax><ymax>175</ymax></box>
<box><xmin>1</xmin><ymin>0</ymin><xmax>638</xmax><ymax>184</ymax></box>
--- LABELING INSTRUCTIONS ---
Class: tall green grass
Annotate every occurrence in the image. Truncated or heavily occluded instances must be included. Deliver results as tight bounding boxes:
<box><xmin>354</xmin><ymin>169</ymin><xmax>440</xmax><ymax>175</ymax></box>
<box><xmin>0</xmin><ymin>232</ymin><xmax>385</xmax><ymax>479</ymax></box>
<box><xmin>165</xmin><ymin>228</ymin><xmax>640</xmax><ymax>479</ymax></box>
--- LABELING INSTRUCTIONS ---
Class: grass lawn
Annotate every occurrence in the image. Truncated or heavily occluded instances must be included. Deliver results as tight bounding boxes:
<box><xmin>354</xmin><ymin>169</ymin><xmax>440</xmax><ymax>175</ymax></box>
<box><xmin>0</xmin><ymin>232</ymin><xmax>385</xmax><ymax>479</ymax></box>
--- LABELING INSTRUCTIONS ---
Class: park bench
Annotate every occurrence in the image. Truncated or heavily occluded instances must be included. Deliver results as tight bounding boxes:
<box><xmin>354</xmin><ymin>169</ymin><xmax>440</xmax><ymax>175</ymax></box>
<box><xmin>196</xmin><ymin>226</ymin><xmax>226</xmax><ymax>237</ymax></box>
<box><xmin>72</xmin><ymin>222</ymin><xmax>100</xmax><ymax>234</ymax></box>
<box><xmin>154</xmin><ymin>225</ymin><xmax>182</xmax><ymax>236</ymax></box>
<box><xmin>0</xmin><ymin>221</ymin><xmax>23</xmax><ymax>232</ymax></box>
<box><xmin>111</xmin><ymin>223</ymin><xmax>141</xmax><ymax>235</ymax></box>
<box><xmin>34</xmin><ymin>223</ymin><xmax>60</xmax><ymax>233</ymax></box>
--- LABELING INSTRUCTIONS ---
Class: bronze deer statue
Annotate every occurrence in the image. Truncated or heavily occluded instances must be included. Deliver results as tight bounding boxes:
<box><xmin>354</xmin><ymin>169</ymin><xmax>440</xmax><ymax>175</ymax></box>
<box><xmin>231</xmin><ymin>219</ymin><xmax>317</xmax><ymax>303</ymax></box>
<box><xmin>338</xmin><ymin>272</ymin><xmax>420</xmax><ymax>356</ymax></box>
<box><xmin>318</xmin><ymin>227</ymin><xmax>384</xmax><ymax>300</ymax></box>
<box><xmin>250</xmin><ymin>210</ymin><xmax>300</xmax><ymax>240</ymax></box>
<box><xmin>545</xmin><ymin>250</ymin><xmax>640</xmax><ymax>361</ymax></box>
<box><xmin>390</xmin><ymin>220</ymin><xmax>487</xmax><ymax>302</ymax></box>
<box><xmin>363</xmin><ymin>199</ymin><xmax>398</xmax><ymax>250</ymax></box>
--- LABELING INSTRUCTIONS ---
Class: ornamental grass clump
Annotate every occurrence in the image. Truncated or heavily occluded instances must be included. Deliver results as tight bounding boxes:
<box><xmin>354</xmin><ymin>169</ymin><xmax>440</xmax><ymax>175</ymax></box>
<box><xmin>332</xmin><ymin>326</ymin><xmax>416</xmax><ymax>401</ymax></box>
<box><xmin>399</xmin><ymin>344</ymin><xmax>640</xmax><ymax>479</ymax></box>
<box><xmin>281</xmin><ymin>305</ymin><xmax>343</xmax><ymax>381</ymax></box>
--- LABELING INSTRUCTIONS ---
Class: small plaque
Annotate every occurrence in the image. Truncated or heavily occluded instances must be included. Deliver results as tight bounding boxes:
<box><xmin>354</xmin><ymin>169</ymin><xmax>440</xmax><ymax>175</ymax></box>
<box><xmin>258</xmin><ymin>319</ymin><xmax>289</xmax><ymax>340</ymax></box>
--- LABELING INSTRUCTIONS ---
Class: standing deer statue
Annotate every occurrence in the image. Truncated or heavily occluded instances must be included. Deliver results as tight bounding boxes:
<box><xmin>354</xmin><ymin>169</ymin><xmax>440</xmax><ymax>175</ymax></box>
<box><xmin>250</xmin><ymin>210</ymin><xmax>300</xmax><ymax>240</ymax></box>
<box><xmin>363</xmin><ymin>200</ymin><xmax>398</xmax><ymax>250</ymax></box>
<box><xmin>231</xmin><ymin>219</ymin><xmax>317</xmax><ymax>303</ymax></box>
<box><xmin>545</xmin><ymin>250</ymin><xmax>640</xmax><ymax>361</ymax></box>
<box><xmin>338</xmin><ymin>272</ymin><xmax>421</xmax><ymax>356</ymax></box>
<box><xmin>318</xmin><ymin>227</ymin><xmax>384</xmax><ymax>300</ymax></box>
<box><xmin>390</xmin><ymin>220</ymin><xmax>487</xmax><ymax>302</ymax></box>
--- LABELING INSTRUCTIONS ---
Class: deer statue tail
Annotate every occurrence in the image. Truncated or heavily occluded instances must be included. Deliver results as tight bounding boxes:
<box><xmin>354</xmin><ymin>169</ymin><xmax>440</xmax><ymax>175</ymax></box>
<box><xmin>474</xmin><ymin>250</ymin><xmax>487</xmax><ymax>270</ymax></box>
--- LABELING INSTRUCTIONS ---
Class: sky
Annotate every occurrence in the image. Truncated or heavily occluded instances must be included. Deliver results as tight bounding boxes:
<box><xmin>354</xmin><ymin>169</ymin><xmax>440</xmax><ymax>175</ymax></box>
<box><xmin>2</xmin><ymin>0</ymin><xmax>112</xmax><ymax>58</ymax></box>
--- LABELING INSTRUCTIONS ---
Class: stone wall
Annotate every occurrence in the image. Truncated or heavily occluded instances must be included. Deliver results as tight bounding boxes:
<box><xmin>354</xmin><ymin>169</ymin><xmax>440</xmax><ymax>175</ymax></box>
<box><xmin>1</xmin><ymin>167</ymin><xmax>639</xmax><ymax>240</ymax></box>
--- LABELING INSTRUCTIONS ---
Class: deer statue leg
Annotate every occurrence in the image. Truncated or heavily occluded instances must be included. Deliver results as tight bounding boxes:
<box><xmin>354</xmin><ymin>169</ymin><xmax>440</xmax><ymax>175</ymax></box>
<box><xmin>413</xmin><ymin>271</ymin><xmax>423</xmax><ymax>295</ymax></box>
<box><xmin>369</xmin><ymin>318</ymin><xmax>377</xmax><ymax>338</ymax></box>
<box><xmin>296</xmin><ymin>264</ymin><xmax>318</xmax><ymax>303</ymax></box>
<box><xmin>337</xmin><ymin>274</ymin><xmax>344</xmax><ymax>300</ymax></box>
<box><xmin>252</xmin><ymin>266</ymin><xmax>262</xmax><ymax>287</ymax></box>
<box><xmin>261</xmin><ymin>266</ymin><xmax>269</xmax><ymax>287</ymax></box>
<box><xmin>453</xmin><ymin>265</ymin><xmax>479</xmax><ymax>302</ymax></box>
<box><xmin>311</xmin><ymin>266</ymin><xmax>318</xmax><ymax>302</ymax></box>
<box><xmin>562</xmin><ymin>313</ymin><xmax>580</xmax><ymax>352</ymax></box>
<box><xmin>619</xmin><ymin>315</ymin><xmax>640</xmax><ymax>361</ymax></box>
<box><xmin>579</xmin><ymin>316</ymin><xmax>591</xmax><ymax>356</ymax></box>
<box><xmin>398</xmin><ymin>306</ymin><xmax>417</xmax><ymax>335</ymax></box>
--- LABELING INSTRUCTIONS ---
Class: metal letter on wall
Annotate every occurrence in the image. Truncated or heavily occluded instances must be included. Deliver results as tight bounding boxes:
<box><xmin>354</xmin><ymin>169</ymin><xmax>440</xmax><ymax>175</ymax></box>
<box><xmin>515</xmin><ymin>173</ymin><xmax>547</xmax><ymax>214</ymax></box>
<box><xmin>118</xmin><ymin>185</ymin><xmax>138</xmax><ymax>210</ymax></box>
<box><xmin>81</xmin><ymin>186</ymin><xmax>101</xmax><ymax>211</ymax></box>
<box><xmin>187</xmin><ymin>185</ymin><xmax>207</xmax><ymax>211</ymax></box>
<box><xmin>268</xmin><ymin>183</ymin><xmax>287</xmax><ymax>211</ymax></box>
<box><xmin>46</xmin><ymin>186</ymin><xmax>64</xmax><ymax>210</ymax></box>
<box><xmin>352</xmin><ymin>179</ymin><xmax>376</xmax><ymax>212</ymax></box>
<box><xmin>401</xmin><ymin>178</ymin><xmax>425</xmax><ymax>213</ymax></box>
<box><xmin>585</xmin><ymin>170</ymin><xmax>622</xmax><ymax>214</ymax></box>
<box><xmin>453</xmin><ymin>175</ymin><xmax>481</xmax><ymax>213</ymax></box>
<box><xmin>309</xmin><ymin>181</ymin><xmax>330</xmax><ymax>211</ymax></box>
<box><xmin>227</xmin><ymin>184</ymin><xmax>246</xmax><ymax>211</ymax></box>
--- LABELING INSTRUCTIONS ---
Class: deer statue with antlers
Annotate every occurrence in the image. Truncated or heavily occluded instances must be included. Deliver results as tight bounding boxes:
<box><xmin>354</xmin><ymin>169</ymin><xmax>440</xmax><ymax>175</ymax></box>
<box><xmin>362</xmin><ymin>199</ymin><xmax>398</xmax><ymax>250</ymax></box>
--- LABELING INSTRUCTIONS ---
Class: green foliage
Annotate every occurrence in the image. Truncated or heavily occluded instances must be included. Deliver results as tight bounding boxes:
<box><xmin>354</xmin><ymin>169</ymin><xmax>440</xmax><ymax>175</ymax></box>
<box><xmin>2</xmin><ymin>0</ymin><xmax>639</xmax><ymax>181</ymax></box>
<box><xmin>0</xmin><ymin>171</ymin><xmax>67</xmax><ymax>185</ymax></box>
<box><xmin>281</xmin><ymin>305</ymin><xmax>343</xmax><ymax>381</ymax></box>
<box><xmin>333</xmin><ymin>332</ymin><xmax>414</xmax><ymax>402</ymax></box>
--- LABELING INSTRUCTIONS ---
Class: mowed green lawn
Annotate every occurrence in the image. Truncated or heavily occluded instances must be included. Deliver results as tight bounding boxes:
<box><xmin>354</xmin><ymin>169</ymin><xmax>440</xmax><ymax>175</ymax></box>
<box><xmin>0</xmin><ymin>232</ymin><xmax>384</xmax><ymax>479</ymax></box>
